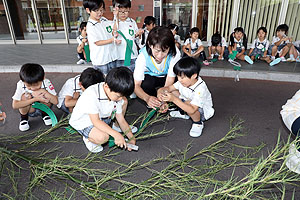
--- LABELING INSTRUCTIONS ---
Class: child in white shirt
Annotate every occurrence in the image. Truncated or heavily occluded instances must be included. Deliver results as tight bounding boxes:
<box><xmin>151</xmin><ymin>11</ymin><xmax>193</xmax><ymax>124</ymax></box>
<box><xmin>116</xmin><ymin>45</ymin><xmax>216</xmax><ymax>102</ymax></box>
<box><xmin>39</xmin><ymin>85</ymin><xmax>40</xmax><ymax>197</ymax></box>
<box><xmin>69</xmin><ymin>67</ymin><xmax>136</xmax><ymax>153</ymax></box>
<box><xmin>83</xmin><ymin>0</ymin><xmax>121</xmax><ymax>74</ymax></box>
<box><xmin>168</xmin><ymin>24</ymin><xmax>181</xmax><ymax>49</ymax></box>
<box><xmin>113</xmin><ymin>0</ymin><xmax>143</xmax><ymax>71</ymax></box>
<box><xmin>76</xmin><ymin>21</ymin><xmax>88</xmax><ymax>65</ymax></box>
<box><xmin>157</xmin><ymin>57</ymin><xmax>214</xmax><ymax>137</ymax></box>
<box><xmin>183</xmin><ymin>27</ymin><xmax>209</xmax><ymax>66</ymax></box>
<box><xmin>139</xmin><ymin>16</ymin><xmax>156</xmax><ymax>49</ymax></box>
<box><xmin>57</xmin><ymin>68</ymin><xmax>104</xmax><ymax>114</ymax></box>
<box><xmin>207</xmin><ymin>32</ymin><xmax>228</xmax><ymax>60</ymax></box>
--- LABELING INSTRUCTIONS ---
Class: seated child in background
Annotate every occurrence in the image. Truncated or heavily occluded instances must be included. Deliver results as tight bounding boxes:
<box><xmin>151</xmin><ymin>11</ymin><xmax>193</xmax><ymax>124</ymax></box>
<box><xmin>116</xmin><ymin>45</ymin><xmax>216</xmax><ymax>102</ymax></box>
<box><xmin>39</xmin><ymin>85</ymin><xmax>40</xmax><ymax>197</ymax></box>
<box><xmin>12</xmin><ymin>63</ymin><xmax>58</xmax><ymax>132</ymax></box>
<box><xmin>168</xmin><ymin>24</ymin><xmax>181</xmax><ymax>49</ymax></box>
<box><xmin>291</xmin><ymin>40</ymin><xmax>300</xmax><ymax>62</ymax></box>
<box><xmin>248</xmin><ymin>27</ymin><xmax>281</xmax><ymax>66</ymax></box>
<box><xmin>157</xmin><ymin>57</ymin><xmax>214</xmax><ymax>137</ymax></box>
<box><xmin>138</xmin><ymin>16</ymin><xmax>156</xmax><ymax>50</ymax></box>
<box><xmin>69</xmin><ymin>67</ymin><xmax>137</xmax><ymax>153</ymax></box>
<box><xmin>57</xmin><ymin>68</ymin><xmax>105</xmax><ymax>114</ymax></box>
<box><xmin>183</xmin><ymin>27</ymin><xmax>209</xmax><ymax>65</ymax></box>
<box><xmin>207</xmin><ymin>32</ymin><xmax>228</xmax><ymax>60</ymax></box>
<box><xmin>268</xmin><ymin>24</ymin><xmax>294</xmax><ymax>62</ymax></box>
<box><xmin>76</xmin><ymin>21</ymin><xmax>89</xmax><ymax>65</ymax></box>
<box><xmin>228</xmin><ymin>27</ymin><xmax>253</xmax><ymax>64</ymax></box>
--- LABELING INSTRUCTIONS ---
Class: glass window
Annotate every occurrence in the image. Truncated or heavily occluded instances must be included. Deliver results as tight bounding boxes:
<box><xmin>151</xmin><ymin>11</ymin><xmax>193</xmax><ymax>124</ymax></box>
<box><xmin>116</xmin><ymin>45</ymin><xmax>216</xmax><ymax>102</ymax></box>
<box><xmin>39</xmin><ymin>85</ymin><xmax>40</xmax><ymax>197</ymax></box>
<box><xmin>0</xmin><ymin>1</ymin><xmax>11</xmax><ymax>40</ymax></box>
<box><xmin>64</xmin><ymin>0</ymin><xmax>89</xmax><ymax>40</ymax></box>
<box><xmin>162</xmin><ymin>0</ymin><xmax>193</xmax><ymax>42</ymax></box>
<box><xmin>36</xmin><ymin>0</ymin><xmax>65</xmax><ymax>40</ymax></box>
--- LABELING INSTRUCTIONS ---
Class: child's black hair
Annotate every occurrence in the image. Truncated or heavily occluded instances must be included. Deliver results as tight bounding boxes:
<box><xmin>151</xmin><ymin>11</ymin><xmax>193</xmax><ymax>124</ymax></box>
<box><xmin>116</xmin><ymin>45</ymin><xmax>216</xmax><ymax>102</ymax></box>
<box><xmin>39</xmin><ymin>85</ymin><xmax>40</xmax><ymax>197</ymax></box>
<box><xmin>105</xmin><ymin>67</ymin><xmax>134</xmax><ymax>97</ymax></box>
<box><xmin>79</xmin><ymin>21</ymin><xmax>87</xmax><ymax>31</ymax></box>
<box><xmin>184</xmin><ymin>27</ymin><xmax>200</xmax><ymax>42</ymax></box>
<box><xmin>141</xmin><ymin>16</ymin><xmax>156</xmax><ymax>45</ymax></box>
<box><xmin>173</xmin><ymin>57</ymin><xmax>201</xmax><ymax>78</ymax></box>
<box><xmin>146</xmin><ymin>26</ymin><xmax>176</xmax><ymax>57</ymax></box>
<box><xmin>229</xmin><ymin>27</ymin><xmax>248</xmax><ymax>49</ymax></box>
<box><xmin>112</xmin><ymin>0</ymin><xmax>131</xmax><ymax>8</ymax></box>
<box><xmin>257</xmin><ymin>26</ymin><xmax>267</xmax><ymax>35</ymax></box>
<box><xmin>211</xmin><ymin>32</ymin><xmax>221</xmax><ymax>46</ymax></box>
<box><xmin>79</xmin><ymin>68</ymin><xmax>104</xmax><ymax>89</ymax></box>
<box><xmin>83</xmin><ymin>0</ymin><xmax>105</xmax><ymax>11</ymax></box>
<box><xmin>276</xmin><ymin>24</ymin><xmax>289</xmax><ymax>34</ymax></box>
<box><xmin>19</xmin><ymin>63</ymin><xmax>45</xmax><ymax>84</ymax></box>
<box><xmin>168</xmin><ymin>24</ymin><xmax>179</xmax><ymax>32</ymax></box>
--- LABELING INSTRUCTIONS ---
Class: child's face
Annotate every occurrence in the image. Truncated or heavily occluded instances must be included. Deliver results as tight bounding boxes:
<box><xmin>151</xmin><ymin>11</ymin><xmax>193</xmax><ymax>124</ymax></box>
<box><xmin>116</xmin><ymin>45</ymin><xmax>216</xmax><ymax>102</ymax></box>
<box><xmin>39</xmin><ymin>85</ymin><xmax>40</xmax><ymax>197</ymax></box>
<box><xmin>191</xmin><ymin>32</ymin><xmax>199</xmax><ymax>40</ymax></box>
<box><xmin>87</xmin><ymin>6</ymin><xmax>104</xmax><ymax>21</ymax></box>
<box><xmin>24</xmin><ymin>81</ymin><xmax>43</xmax><ymax>91</ymax></box>
<box><xmin>257</xmin><ymin>30</ymin><xmax>266</xmax><ymax>40</ymax></box>
<box><xmin>150</xmin><ymin>45</ymin><xmax>170</xmax><ymax>63</ymax></box>
<box><xmin>118</xmin><ymin>7</ymin><xmax>130</xmax><ymax>21</ymax></box>
<box><xmin>234</xmin><ymin>31</ymin><xmax>243</xmax><ymax>40</ymax></box>
<box><xmin>276</xmin><ymin>30</ymin><xmax>286</xmax><ymax>38</ymax></box>
<box><xmin>177</xmin><ymin>74</ymin><xmax>197</xmax><ymax>88</ymax></box>
<box><xmin>108</xmin><ymin>91</ymin><xmax>123</xmax><ymax>102</ymax></box>
<box><xmin>146</xmin><ymin>23</ymin><xmax>155</xmax><ymax>31</ymax></box>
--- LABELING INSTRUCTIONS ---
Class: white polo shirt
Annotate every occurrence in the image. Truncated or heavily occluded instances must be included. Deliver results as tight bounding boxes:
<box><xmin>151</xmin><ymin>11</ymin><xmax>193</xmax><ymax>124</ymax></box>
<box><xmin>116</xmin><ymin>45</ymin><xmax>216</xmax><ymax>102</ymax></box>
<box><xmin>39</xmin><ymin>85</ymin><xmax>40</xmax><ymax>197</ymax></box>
<box><xmin>280</xmin><ymin>89</ymin><xmax>300</xmax><ymax>131</ymax></box>
<box><xmin>134</xmin><ymin>47</ymin><xmax>181</xmax><ymax>80</ymax></box>
<box><xmin>12</xmin><ymin>79</ymin><xmax>57</xmax><ymax>101</ymax></box>
<box><xmin>86</xmin><ymin>17</ymin><xmax>118</xmax><ymax>66</ymax></box>
<box><xmin>250</xmin><ymin>38</ymin><xmax>270</xmax><ymax>50</ymax></box>
<box><xmin>57</xmin><ymin>75</ymin><xmax>82</xmax><ymax>108</ymax></box>
<box><xmin>207</xmin><ymin>37</ymin><xmax>227</xmax><ymax>47</ymax></box>
<box><xmin>117</xmin><ymin>18</ymin><xmax>139</xmax><ymax>60</ymax></box>
<box><xmin>173</xmin><ymin>77</ymin><xmax>214</xmax><ymax>120</ymax></box>
<box><xmin>69</xmin><ymin>83</ymin><xmax>123</xmax><ymax>130</ymax></box>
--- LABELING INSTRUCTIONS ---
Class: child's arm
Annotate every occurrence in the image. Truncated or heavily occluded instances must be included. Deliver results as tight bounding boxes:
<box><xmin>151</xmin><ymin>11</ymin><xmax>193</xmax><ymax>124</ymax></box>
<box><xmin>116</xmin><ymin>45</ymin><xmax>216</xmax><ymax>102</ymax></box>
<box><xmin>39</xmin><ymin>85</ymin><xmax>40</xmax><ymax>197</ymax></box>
<box><xmin>193</xmin><ymin>45</ymin><xmax>204</xmax><ymax>57</ymax></box>
<box><xmin>115</xmin><ymin>113</ymin><xmax>136</xmax><ymax>151</ymax></box>
<box><xmin>95</xmin><ymin>37</ymin><xmax>120</xmax><ymax>46</ymax></box>
<box><xmin>89</xmin><ymin>113</ymin><xmax>127</xmax><ymax>148</ymax></box>
<box><xmin>161</xmin><ymin>92</ymin><xmax>198</xmax><ymax>115</ymax></box>
<box><xmin>236</xmin><ymin>48</ymin><xmax>245</xmax><ymax>57</ymax></box>
<box><xmin>64</xmin><ymin>92</ymin><xmax>80</xmax><ymax>108</ymax></box>
<box><xmin>182</xmin><ymin>44</ymin><xmax>192</xmax><ymax>57</ymax></box>
<box><xmin>208</xmin><ymin>46</ymin><xmax>212</xmax><ymax>57</ymax></box>
<box><xmin>248</xmin><ymin>48</ymin><xmax>254</xmax><ymax>56</ymax></box>
<box><xmin>219</xmin><ymin>46</ymin><xmax>225</xmax><ymax>58</ymax></box>
<box><xmin>12</xmin><ymin>93</ymin><xmax>47</xmax><ymax>109</ymax></box>
<box><xmin>33</xmin><ymin>89</ymin><xmax>58</xmax><ymax>105</ymax></box>
<box><xmin>157</xmin><ymin>85</ymin><xmax>176</xmax><ymax>101</ymax></box>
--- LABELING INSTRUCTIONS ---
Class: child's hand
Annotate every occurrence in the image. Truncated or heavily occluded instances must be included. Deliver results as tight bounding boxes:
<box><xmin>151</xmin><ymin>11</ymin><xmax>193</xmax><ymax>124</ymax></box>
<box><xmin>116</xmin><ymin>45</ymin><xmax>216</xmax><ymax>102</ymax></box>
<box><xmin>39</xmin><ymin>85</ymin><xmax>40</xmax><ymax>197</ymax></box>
<box><xmin>218</xmin><ymin>55</ymin><xmax>223</xmax><ymax>60</ymax></box>
<box><xmin>32</xmin><ymin>90</ymin><xmax>49</xmax><ymax>103</ymax></box>
<box><xmin>161</xmin><ymin>92</ymin><xmax>173</xmax><ymax>102</ymax></box>
<box><xmin>157</xmin><ymin>88</ymin><xmax>167</xmax><ymax>101</ymax></box>
<box><xmin>73</xmin><ymin>92</ymin><xmax>80</xmax><ymax>99</ymax></box>
<box><xmin>0</xmin><ymin>112</ymin><xmax>6</xmax><ymax>121</ymax></box>
<box><xmin>114</xmin><ymin>39</ymin><xmax>122</xmax><ymax>45</ymax></box>
<box><xmin>136</xmin><ymin>28</ymin><xmax>144</xmax><ymax>37</ymax></box>
<box><xmin>159</xmin><ymin>102</ymin><xmax>169</xmax><ymax>113</ymax></box>
<box><xmin>114</xmin><ymin>133</ymin><xmax>127</xmax><ymax>149</ymax></box>
<box><xmin>127</xmin><ymin>137</ymin><xmax>136</xmax><ymax>151</ymax></box>
<box><xmin>113</xmin><ymin>6</ymin><xmax>119</xmax><ymax>16</ymax></box>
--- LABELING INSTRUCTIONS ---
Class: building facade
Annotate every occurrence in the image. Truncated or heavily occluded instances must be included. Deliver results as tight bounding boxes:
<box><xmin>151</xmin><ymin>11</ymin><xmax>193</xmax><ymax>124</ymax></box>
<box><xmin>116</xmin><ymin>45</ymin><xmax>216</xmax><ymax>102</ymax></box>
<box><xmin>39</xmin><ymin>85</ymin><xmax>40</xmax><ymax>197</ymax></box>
<box><xmin>1</xmin><ymin>0</ymin><xmax>299</xmax><ymax>44</ymax></box>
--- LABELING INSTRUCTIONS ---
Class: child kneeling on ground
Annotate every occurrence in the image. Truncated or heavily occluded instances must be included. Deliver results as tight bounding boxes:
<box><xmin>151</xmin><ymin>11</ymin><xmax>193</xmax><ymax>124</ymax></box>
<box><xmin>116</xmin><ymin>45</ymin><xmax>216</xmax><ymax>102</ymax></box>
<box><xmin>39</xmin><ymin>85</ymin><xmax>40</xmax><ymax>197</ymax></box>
<box><xmin>157</xmin><ymin>57</ymin><xmax>214</xmax><ymax>137</ymax></box>
<box><xmin>12</xmin><ymin>63</ymin><xmax>58</xmax><ymax>131</ymax></box>
<box><xmin>69</xmin><ymin>67</ymin><xmax>136</xmax><ymax>153</ymax></box>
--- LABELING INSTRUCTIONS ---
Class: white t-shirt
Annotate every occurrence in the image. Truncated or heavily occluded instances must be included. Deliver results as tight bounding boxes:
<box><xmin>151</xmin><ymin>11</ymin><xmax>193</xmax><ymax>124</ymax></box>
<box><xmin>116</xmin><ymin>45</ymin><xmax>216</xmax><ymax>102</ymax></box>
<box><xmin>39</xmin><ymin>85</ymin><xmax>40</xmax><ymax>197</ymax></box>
<box><xmin>69</xmin><ymin>83</ymin><xmax>123</xmax><ymax>130</ymax></box>
<box><xmin>280</xmin><ymin>89</ymin><xmax>300</xmax><ymax>131</ymax></box>
<box><xmin>271</xmin><ymin>36</ymin><xmax>290</xmax><ymax>45</ymax></box>
<box><xmin>117</xmin><ymin>18</ymin><xmax>139</xmax><ymax>60</ymax></box>
<box><xmin>207</xmin><ymin>36</ymin><xmax>227</xmax><ymax>47</ymax></box>
<box><xmin>174</xmin><ymin>34</ymin><xmax>181</xmax><ymax>44</ymax></box>
<box><xmin>134</xmin><ymin>47</ymin><xmax>181</xmax><ymax>80</ymax></box>
<box><xmin>138</xmin><ymin>29</ymin><xmax>149</xmax><ymax>49</ymax></box>
<box><xmin>12</xmin><ymin>79</ymin><xmax>57</xmax><ymax>101</ymax></box>
<box><xmin>250</xmin><ymin>38</ymin><xmax>270</xmax><ymax>50</ymax></box>
<box><xmin>173</xmin><ymin>77</ymin><xmax>214</xmax><ymax>120</ymax></box>
<box><xmin>86</xmin><ymin>17</ymin><xmax>118</xmax><ymax>66</ymax></box>
<box><xmin>184</xmin><ymin>38</ymin><xmax>203</xmax><ymax>53</ymax></box>
<box><xmin>57</xmin><ymin>75</ymin><xmax>82</xmax><ymax>108</ymax></box>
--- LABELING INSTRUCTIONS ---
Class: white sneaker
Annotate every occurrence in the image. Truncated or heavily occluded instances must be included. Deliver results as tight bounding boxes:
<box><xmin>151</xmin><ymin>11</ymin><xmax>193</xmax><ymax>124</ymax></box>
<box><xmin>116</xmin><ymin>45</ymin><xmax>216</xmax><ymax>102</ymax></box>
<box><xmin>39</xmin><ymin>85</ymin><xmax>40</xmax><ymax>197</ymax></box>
<box><xmin>189</xmin><ymin>123</ymin><xmax>204</xmax><ymax>137</ymax></box>
<box><xmin>77</xmin><ymin>59</ymin><xmax>87</xmax><ymax>65</ymax></box>
<box><xmin>19</xmin><ymin>120</ymin><xmax>30</xmax><ymax>131</ymax></box>
<box><xmin>129</xmin><ymin>92</ymin><xmax>137</xmax><ymax>99</ymax></box>
<box><xmin>170</xmin><ymin>110</ymin><xmax>190</xmax><ymax>119</ymax></box>
<box><xmin>82</xmin><ymin>136</ymin><xmax>103</xmax><ymax>153</ymax></box>
<box><xmin>42</xmin><ymin>116</ymin><xmax>52</xmax><ymax>126</ymax></box>
<box><xmin>287</xmin><ymin>57</ymin><xmax>296</xmax><ymax>62</ymax></box>
<box><xmin>286</xmin><ymin>144</ymin><xmax>300</xmax><ymax>174</ymax></box>
<box><xmin>280</xmin><ymin>57</ymin><xmax>287</xmax><ymax>62</ymax></box>
<box><xmin>245</xmin><ymin>55</ymin><xmax>254</xmax><ymax>64</ymax></box>
<box><xmin>112</xmin><ymin>123</ymin><xmax>138</xmax><ymax>133</ymax></box>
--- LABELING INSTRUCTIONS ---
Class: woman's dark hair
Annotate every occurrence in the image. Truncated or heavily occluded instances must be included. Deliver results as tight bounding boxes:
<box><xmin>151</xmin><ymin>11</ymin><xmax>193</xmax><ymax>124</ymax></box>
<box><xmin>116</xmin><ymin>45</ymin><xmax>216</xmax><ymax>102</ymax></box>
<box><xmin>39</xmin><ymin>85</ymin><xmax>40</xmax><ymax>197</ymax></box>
<box><xmin>83</xmin><ymin>0</ymin><xmax>105</xmax><ymax>11</ymax></box>
<box><xmin>105</xmin><ymin>67</ymin><xmax>134</xmax><ymax>97</ymax></box>
<box><xmin>173</xmin><ymin>57</ymin><xmax>201</xmax><ymax>78</ymax></box>
<box><xmin>19</xmin><ymin>63</ymin><xmax>45</xmax><ymax>84</ymax></box>
<box><xmin>257</xmin><ymin>26</ymin><xmax>267</xmax><ymax>35</ymax></box>
<box><xmin>229</xmin><ymin>27</ymin><xmax>248</xmax><ymax>49</ymax></box>
<box><xmin>211</xmin><ymin>32</ymin><xmax>221</xmax><ymax>46</ymax></box>
<box><xmin>112</xmin><ymin>0</ymin><xmax>131</xmax><ymax>8</ymax></box>
<box><xmin>146</xmin><ymin>26</ymin><xmax>176</xmax><ymax>57</ymax></box>
<box><xmin>168</xmin><ymin>24</ymin><xmax>179</xmax><ymax>32</ymax></box>
<box><xmin>141</xmin><ymin>16</ymin><xmax>156</xmax><ymax>45</ymax></box>
<box><xmin>80</xmin><ymin>68</ymin><xmax>104</xmax><ymax>89</ymax></box>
